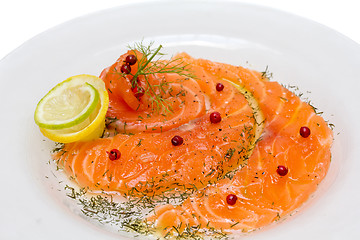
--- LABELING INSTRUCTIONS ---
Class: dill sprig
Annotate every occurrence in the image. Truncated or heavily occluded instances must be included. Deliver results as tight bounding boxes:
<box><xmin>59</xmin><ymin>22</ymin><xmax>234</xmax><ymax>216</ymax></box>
<box><xmin>129</xmin><ymin>41</ymin><xmax>195</xmax><ymax>81</ymax></box>
<box><xmin>124</xmin><ymin>41</ymin><xmax>196</xmax><ymax>113</ymax></box>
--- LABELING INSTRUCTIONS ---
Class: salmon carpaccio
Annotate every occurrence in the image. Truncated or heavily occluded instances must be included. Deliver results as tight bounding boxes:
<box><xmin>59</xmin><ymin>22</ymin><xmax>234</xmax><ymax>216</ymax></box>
<box><xmin>54</xmin><ymin>51</ymin><xmax>332</xmax><ymax>237</ymax></box>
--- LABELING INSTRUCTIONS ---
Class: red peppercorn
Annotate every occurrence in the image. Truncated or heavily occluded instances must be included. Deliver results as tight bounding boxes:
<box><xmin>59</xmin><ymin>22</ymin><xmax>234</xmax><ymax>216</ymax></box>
<box><xmin>216</xmin><ymin>83</ymin><xmax>224</xmax><ymax>91</ymax></box>
<box><xmin>107</xmin><ymin>149</ymin><xmax>121</xmax><ymax>160</ymax></box>
<box><xmin>132</xmin><ymin>86</ymin><xmax>145</xmax><ymax>98</ymax></box>
<box><xmin>121</xmin><ymin>64</ymin><xmax>131</xmax><ymax>74</ymax></box>
<box><xmin>299</xmin><ymin>126</ymin><xmax>311</xmax><ymax>138</ymax></box>
<box><xmin>125</xmin><ymin>54</ymin><xmax>137</xmax><ymax>66</ymax></box>
<box><xmin>226</xmin><ymin>194</ymin><xmax>238</xmax><ymax>205</ymax></box>
<box><xmin>277</xmin><ymin>165</ymin><xmax>288</xmax><ymax>176</ymax></box>
<box><xmin>210</xmin><ymin>112</ymin><xmax>221</xmax><ymax>123</ymax></box>
<box><xmin>171</xmin><ymin>135</ymin><xmax>183</xmax><ymax>146</ymax></box>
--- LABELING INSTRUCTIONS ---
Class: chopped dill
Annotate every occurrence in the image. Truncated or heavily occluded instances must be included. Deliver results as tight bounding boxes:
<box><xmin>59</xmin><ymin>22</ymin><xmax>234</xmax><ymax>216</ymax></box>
<box><xmin>105</xmin><ymin>116</ymin><xmax>118</xmax><ymax>125</ymax></box>
<box><xmin>62</xmin><ymin>184</ymin><xmax>230</xmax><ymax>239</ymax></box>
<box><xmin>166</xmin><ymin>223</ymin><xmax>228</xmax><ymax>240</ymax></box>
<box><xmin>230</xmin><ymin>221</ymin><xmax>240</xmax><ymax>228</ymax></box>
<box><xmin>328</xmin><ymin>123</ymin><xmax>335</xmax><ymax>130</ymax></box>
<box><xmin>260</xmin><ymin>65</ymin><xmax>273</xmax><ymax>80</ymax></box>
<box><xmin>52</xmin><ymin>142</ymin><xmax>64</xmax><ymax>153</ymax></box>
<box><xmin>224</xmin><ymin>148</ymin><xmax>236</xmax><ymax>160</ymax></box>
<box><xmin>136</xmin><ymin>138</ymin><xmax>143</xmax><ymax>147</ymax></box>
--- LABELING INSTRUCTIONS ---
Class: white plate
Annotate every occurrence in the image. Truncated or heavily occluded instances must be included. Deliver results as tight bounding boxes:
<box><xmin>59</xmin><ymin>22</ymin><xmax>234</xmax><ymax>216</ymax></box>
<box><xmin>1</xmin><ymin>0</ymin><xmax>359</xmax><ymax>239</ymax></box>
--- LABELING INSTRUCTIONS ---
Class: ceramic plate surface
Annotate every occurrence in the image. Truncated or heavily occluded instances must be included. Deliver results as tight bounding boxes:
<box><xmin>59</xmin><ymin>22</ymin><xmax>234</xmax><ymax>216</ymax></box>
<box><xmin>1</xmin><ymin>0</ymin><xmax>359</xmax><ymax>239</ymax></box>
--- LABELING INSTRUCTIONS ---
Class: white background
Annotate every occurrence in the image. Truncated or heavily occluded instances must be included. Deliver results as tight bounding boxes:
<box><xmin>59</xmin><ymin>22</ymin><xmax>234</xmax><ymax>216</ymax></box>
<box><xmin>0</xmin><ymin>0</ymin><xmax>360</xmax><ymax>60</ymax></box>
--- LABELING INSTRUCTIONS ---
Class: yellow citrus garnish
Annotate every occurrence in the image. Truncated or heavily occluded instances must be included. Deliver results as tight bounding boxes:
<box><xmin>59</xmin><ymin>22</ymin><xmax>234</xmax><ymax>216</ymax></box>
<box><xmin>34</xmin><ymin>74</ymin><xmax>109</xmax><ymax>143</ymax></box>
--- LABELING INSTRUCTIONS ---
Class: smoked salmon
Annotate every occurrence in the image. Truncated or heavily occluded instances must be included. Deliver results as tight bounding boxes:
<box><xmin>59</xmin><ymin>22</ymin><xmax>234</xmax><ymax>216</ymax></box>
<box><xmin>54</xmin><ymin>46</ymin><xmax>332</xmax><ymax>238</ymax></box>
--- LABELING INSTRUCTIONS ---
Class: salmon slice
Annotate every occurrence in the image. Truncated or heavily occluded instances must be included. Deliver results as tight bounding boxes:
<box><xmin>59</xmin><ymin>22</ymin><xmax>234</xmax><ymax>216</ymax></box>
<box><xmin>147</xmin><ymin>55</ymin><xmax>332</xmax><ymax>235</ymax></box>
<box><xmin>54</xmin><ymin>52</ymin><xmax>261</xmax><ymax>196</ymax></box>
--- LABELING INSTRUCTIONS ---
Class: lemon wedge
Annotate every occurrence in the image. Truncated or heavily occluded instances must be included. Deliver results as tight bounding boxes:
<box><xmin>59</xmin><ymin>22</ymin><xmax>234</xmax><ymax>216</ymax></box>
<box><xmin>34</xmin><ymin>74</ymin><xmax>109</xmax><ymax>143</ymax></box>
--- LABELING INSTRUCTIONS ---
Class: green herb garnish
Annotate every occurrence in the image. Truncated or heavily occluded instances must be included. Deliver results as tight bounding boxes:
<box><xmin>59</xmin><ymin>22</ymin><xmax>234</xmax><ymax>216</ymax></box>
<box><xmin>117</xmin><ymin>41</ymin><xmax>196</xmax><ymax>113</ymax></box>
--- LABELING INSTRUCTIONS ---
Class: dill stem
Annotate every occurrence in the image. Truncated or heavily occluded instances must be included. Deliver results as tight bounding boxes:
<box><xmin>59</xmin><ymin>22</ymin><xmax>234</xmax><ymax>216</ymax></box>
<box><xmin>132</xmin><ymin>44</ymin><xmax>163</xmax><ymax>83</ymax></box>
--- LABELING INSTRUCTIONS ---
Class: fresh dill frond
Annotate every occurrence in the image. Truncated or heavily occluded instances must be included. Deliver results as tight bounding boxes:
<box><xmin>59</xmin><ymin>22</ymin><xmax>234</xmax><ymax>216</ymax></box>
<box><xmin>123</xmin><ymin>41</ymin><xmax>196</xmax><ymax>114</ymax></box>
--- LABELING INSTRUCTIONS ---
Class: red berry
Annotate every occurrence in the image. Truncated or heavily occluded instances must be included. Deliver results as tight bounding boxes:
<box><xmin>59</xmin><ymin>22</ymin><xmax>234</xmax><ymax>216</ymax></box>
<box><xmin>210</xmin><ymin>111</ymin><xmax>221</xmax><ymax>123</ymax></box>
<box><xmin>132</xmin><ymin>86</ymin><xmax>145</xmax><ymax>98</ymax></box>
<box><xmin>171</xmin><ymin>135</ymin><xmax>183</xmax><ymax>146</ymax></box>
<box><xmin>277</xmin><ymin>165</ymin><xmax>288</xmax><ymax>176</ymax></box>
<box><xmin>216</xmin><ymin>83</ymin><xmax>224</xmax><ymax>91</ymax></box>
<box><xmin>299</xmin><ymin>126</ymin><xmax>311</xmax><ymax>138</ymax></box>
<box><xmin>125</xmin><ymin>54</ymin><xmax>137</xmax><ymax>65</ymax></box>
<box><xmin>226</xmin><ymin>194</ymin><xmax>238</xmax><ymax>205</ymax></box>
<box><xmin>107</xmin><ymin>149</ymin><xmax>121</xmax><ymax>160</ymax></box>
<box><xmin>121</xmin><ymin>64</ymin><xmax>131</xmax><ymax>74</ymax></box>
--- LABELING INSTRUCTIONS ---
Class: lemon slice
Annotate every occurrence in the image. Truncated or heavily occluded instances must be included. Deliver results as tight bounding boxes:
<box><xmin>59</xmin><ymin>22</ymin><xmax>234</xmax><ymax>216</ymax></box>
<box><xmin>35</xmin><ymin>80</ymin><xmax>99</xmax><ymax>130</ymax></box>
<box><xmin>35</xmin><ymin>74</ymin><xmax>109</xmax><ymax>143</ymax></box>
